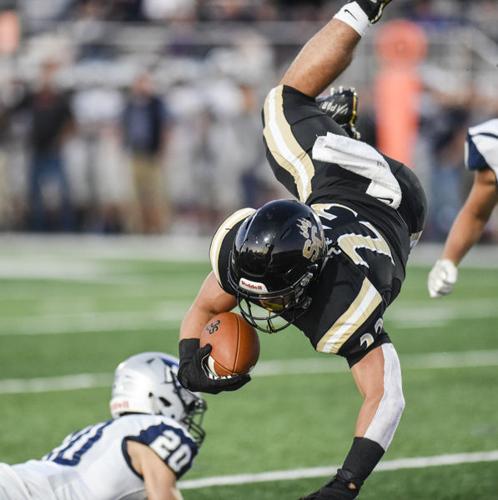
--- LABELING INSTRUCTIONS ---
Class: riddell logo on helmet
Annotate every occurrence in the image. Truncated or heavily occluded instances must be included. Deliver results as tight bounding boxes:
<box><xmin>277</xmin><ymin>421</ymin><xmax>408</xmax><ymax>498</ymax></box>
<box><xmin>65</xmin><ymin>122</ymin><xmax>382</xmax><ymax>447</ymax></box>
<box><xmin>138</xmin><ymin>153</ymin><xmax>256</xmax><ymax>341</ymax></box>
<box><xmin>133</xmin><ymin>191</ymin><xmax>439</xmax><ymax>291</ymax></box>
<box><xmin>111</xmin><ymin>401</ymin><xmax>129</xmax><ymax>411</ymax></box>
<box><xmin>239</xmin><ymin>278</ymin><xmax>268</xmax><ymax>293</ymax></box>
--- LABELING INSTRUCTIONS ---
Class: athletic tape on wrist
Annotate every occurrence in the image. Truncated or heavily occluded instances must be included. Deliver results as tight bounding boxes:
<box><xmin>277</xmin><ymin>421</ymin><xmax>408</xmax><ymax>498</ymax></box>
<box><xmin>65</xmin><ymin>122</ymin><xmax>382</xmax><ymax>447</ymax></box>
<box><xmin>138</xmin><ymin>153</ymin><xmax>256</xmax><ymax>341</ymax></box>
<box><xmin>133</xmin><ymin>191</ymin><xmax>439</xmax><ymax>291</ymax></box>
<box><xmin>333</xmin><ymin>2</ymin><xmax>370</xmax><ymax>36</ymax></box>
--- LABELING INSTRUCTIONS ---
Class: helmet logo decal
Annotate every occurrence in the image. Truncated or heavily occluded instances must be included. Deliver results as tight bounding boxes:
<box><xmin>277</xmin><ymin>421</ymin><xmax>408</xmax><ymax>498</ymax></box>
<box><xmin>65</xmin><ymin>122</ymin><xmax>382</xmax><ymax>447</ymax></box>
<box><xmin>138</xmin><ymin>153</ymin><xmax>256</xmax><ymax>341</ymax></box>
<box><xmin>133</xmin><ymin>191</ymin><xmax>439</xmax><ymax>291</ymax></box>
<box><xmin>239</xmin><ymin>278</ymin><xmax>269</xmax><ymax>293</ymax></box>
<box><xmin>110</xmin><ymin>400</ymin><xmax>130</xmax><ymax>412</ymax></box>
<box><xmin>297</xmin><ymin>217</ymin><xmax>323</xmax><ymax>263</ymax></box>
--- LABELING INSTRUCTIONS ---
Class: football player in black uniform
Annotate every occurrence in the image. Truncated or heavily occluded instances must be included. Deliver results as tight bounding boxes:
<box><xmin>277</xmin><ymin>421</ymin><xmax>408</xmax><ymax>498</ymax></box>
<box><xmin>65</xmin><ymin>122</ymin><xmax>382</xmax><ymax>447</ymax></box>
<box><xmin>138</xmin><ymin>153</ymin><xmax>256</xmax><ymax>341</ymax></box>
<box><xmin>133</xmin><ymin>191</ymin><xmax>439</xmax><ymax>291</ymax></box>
<box><xmin>177</xmin><ymin>0</ymin><xmax>427</xmax><ymax>498</ymax></box>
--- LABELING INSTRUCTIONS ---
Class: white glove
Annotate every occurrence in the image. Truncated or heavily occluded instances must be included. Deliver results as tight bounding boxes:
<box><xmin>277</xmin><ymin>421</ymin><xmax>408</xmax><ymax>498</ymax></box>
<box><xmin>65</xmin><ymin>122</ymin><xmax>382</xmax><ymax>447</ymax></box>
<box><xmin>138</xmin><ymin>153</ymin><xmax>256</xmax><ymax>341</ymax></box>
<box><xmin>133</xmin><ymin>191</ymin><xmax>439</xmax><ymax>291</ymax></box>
<box><xmin>427</xmin><ymin>259</ymin><xmax>458</xmax><ymax>298</ymax></box>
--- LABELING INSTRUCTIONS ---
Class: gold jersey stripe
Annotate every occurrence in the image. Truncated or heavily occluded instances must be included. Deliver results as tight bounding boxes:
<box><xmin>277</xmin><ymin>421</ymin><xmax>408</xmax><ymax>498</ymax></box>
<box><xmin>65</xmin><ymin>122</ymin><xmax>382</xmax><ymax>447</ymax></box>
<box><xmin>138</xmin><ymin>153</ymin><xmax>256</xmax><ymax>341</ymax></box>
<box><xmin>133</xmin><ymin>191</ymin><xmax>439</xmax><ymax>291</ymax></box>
<box><xmin>317</xmin><ymin>277</ymin><xmax>382</xmax><ymax>354</ymax></box>
<box><xmin>263</xmin><ymin>85</ymin><xmax>315</xmax><ymax>202</ymax></box>
<box><xmin>209</xmin><ymin>208</ymin><xmax>256</xmax><ymax>284</ymax></box>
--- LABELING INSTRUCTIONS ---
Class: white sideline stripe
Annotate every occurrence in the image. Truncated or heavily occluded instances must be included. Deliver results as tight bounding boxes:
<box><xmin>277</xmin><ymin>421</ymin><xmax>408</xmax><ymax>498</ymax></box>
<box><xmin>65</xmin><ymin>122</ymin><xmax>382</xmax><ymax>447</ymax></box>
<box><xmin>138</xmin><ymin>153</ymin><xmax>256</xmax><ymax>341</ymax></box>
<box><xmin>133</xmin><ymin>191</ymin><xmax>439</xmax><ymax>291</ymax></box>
<box><xmin>0</xmin><ymin>374</ymin><xmax>112</xmax><ymax>394</ymax></box>
<box><xmin>1</xmin><ymin>350</ymin><xmax>497</xmax><ymax>394</ymax></box>
<box><xmin>255</xmin><ymin>349</ymin><xmax>498</xmax><ymax>376</ymax></box>
<box><xmin>178</xmin><ymin>450</ymin><xmax>498</xmax><ymax>489</ymax></box>
<box><xmin>3</xmin><ymin>297</ymin><xmax>498</xmax><ymax>336</ymax></box>
<box><xmin>0</xmin><ymin>308</ymin><xmax>188</xmax><ymax>336</ymax></box>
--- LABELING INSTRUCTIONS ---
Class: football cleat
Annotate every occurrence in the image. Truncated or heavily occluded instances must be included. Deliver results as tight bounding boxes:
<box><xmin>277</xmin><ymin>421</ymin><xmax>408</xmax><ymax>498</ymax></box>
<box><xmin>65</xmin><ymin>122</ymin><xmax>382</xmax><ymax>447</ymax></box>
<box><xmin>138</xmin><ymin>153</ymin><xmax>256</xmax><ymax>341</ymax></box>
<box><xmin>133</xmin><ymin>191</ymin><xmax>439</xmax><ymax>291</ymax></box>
<box><xmin>299</xmin><ymin>470</ymin><xmax>360</xmax><ymax>500</ymax></box>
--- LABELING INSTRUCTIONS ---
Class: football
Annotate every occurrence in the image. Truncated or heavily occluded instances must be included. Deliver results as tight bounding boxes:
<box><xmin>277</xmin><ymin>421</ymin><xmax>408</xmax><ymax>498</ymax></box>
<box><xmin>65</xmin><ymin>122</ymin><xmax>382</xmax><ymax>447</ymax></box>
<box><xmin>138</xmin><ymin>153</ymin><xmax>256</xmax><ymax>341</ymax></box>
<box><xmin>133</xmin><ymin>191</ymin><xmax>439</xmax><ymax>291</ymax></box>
<box><xmin>200</xmin><ymin>312</ymin><xmax>260</xmax><ymax>378</ymax></box>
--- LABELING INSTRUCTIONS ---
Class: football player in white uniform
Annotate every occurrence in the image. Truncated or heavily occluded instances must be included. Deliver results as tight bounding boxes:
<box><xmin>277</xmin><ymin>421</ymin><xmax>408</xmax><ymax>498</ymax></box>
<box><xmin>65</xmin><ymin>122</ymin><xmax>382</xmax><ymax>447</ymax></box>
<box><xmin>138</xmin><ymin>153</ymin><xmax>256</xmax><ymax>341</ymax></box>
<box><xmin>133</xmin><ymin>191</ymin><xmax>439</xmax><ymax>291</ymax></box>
<box><xmin>428</xmin><ymin>119</ymin><xmax>498</xmax><ymax>297</ymax></box>
<box><xmin>0</xmin><ymin>352</ymin><xmax>206</xmax><ymax>500</ymax></box>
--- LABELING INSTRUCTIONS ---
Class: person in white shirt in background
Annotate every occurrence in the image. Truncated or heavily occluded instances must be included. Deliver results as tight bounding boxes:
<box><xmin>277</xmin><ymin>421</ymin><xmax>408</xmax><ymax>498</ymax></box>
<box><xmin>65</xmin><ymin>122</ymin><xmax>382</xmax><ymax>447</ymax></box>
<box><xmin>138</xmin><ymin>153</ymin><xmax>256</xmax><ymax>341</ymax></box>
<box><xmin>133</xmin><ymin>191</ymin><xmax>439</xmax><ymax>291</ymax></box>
<box><xmin>428</xmin><ymin>119</ymin><xmax>498</xmax><ymax>297</ymax></box>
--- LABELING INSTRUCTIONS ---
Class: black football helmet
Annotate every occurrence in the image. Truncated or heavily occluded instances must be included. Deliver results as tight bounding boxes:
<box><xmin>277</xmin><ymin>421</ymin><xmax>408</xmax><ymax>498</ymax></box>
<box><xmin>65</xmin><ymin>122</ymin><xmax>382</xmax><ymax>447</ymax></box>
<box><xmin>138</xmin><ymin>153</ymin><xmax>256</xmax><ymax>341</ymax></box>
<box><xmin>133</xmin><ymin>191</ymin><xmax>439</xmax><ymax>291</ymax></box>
<box><xmin>227</xmin><ymin>199</ymin><xmax>327</xmax><ymax>333</ymax></box>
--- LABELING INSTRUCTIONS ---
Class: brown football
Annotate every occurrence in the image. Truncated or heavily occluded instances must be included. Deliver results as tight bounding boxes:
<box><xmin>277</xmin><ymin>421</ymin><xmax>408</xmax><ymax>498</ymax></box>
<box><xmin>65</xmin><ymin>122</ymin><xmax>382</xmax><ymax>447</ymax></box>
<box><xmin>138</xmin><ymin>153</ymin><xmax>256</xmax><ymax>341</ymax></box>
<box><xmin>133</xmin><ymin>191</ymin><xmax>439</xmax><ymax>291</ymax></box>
<box><xmin>200</xmin><ymin>312</ymin><xmax>260</xmax><ymax>377</ymax></box>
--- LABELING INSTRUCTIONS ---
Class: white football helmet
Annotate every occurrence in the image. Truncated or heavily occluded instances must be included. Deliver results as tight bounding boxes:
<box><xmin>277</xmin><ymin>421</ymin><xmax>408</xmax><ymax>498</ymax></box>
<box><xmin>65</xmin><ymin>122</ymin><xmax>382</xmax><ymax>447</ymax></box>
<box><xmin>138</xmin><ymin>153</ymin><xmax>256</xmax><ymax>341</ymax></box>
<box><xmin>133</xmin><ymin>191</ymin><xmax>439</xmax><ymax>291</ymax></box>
<box><xmin>110</xmin><ymin>352</ymin><xmax>207</xmax><ymax>444</ymax></box>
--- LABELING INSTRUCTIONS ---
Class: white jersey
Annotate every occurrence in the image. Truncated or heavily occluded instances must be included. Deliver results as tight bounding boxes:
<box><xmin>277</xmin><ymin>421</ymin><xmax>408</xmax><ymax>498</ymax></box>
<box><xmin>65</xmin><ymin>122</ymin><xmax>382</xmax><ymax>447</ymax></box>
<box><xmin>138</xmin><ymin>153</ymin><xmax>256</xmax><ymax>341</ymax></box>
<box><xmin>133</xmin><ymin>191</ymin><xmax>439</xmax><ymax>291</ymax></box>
<box><xmin>465</xmin><ymin>118</ymin><xmax>498</xmax><ymax>180</ymax></box>
<box><xmin>0</xmin><ymin>414</ymin><xmax>198</xmax><ymax>500</ymax></box>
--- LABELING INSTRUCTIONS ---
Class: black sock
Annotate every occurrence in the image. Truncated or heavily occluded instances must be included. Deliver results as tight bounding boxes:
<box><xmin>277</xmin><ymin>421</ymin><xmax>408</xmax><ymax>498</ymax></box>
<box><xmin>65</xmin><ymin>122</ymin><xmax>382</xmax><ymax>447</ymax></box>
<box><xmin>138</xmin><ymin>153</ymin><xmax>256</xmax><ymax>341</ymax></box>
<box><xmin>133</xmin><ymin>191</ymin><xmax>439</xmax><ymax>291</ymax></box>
<box><xmin>339</xmin><ymin>436</ymin><xmax>385</xmax><ymax>490</ymax></box>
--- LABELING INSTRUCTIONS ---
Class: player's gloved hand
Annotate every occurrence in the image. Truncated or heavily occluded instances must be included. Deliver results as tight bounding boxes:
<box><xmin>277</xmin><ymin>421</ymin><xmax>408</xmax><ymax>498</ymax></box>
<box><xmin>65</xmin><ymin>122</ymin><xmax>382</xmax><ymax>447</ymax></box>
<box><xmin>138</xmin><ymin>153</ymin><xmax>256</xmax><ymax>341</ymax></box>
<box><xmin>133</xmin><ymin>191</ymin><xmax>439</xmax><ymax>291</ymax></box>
<box><xmin>354</xmin><ymin>0</ymin><xmax>392</xmax><ymax>24</ymax></box>
<box><xmin>317</xmin><ymin>87</ymin><xmax>360</xmax><ymax>140</ymax></box>
<box><xmin>427</xmin><ymin>259</ymin><xmax>458</xmax><ymax>298</ymax></box>
<box><xmin>178</xmin><ymin>338</ymin><xmax>251</xmax><ymax>394</ymax></box>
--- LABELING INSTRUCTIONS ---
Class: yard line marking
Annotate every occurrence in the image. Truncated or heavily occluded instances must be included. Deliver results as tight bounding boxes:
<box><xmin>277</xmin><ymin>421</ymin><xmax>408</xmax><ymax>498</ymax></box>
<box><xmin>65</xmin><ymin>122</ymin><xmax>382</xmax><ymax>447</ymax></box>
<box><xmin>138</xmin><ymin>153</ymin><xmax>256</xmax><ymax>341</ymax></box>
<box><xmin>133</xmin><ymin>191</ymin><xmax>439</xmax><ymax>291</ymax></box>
<box><xmin>0</xmin><ymin>308</ymin><xmax>189</xmax><ymax>336</ymax></box>
<box><xmin>0</xmin><ymin>237</ymin><xmax>497</xmax><ymax>267</ymax></box>
<box><xmin>2</xmin><ymin>298</ymin><xmax>498</xmax><ymax>335</ymax></box>
<box><xmin>1</xmin><ymin>350</ymin><xmax>497</xmax><ymax>394</ymax></box>
<box><xmin>388</xmin><ymin>298</ymin><xmax>498</xmax><ymax>328</ymax></box>
<box><xmin>254</xmin><ymin>349</ymin><xmax>498</xmax><ymax>376</ymax></box>
<box><xmin>0</xmin><ymin>235</ymin><xmax>210</xmax><ymax>262</ymax></box>
<box><xmin>178</xmin><ymin>450</ymin><xmax>498</xmax><ymax>489</ymax></box>
<box><xmin>0</xmin><ymin>373</ymin><xmax>112</xmax><ymax>394</ymax></box>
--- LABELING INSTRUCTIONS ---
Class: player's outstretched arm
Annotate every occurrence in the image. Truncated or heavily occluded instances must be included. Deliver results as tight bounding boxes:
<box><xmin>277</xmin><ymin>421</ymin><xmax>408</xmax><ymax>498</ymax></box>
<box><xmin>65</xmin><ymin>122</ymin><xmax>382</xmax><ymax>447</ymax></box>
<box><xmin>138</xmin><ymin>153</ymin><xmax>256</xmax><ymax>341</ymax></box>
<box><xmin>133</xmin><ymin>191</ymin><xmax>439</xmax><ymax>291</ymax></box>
<box><xmin>178</xmin><ymin>272</ymin><xmax>250</xmax><ymax>393</ymax></box>
<box><xmin>281</xmin><ymin>0</ymin><xmax>392</xmax><ymax>97</ymax></box>
<box><xmin>127</xmin><ymin>441</ymin><xmax>183</xmax><ymax>500</ymax></box>
<box><xmin>428</xmin><ymin>168</ymin><xmax>498</xmax><ymax>298</ymax></box>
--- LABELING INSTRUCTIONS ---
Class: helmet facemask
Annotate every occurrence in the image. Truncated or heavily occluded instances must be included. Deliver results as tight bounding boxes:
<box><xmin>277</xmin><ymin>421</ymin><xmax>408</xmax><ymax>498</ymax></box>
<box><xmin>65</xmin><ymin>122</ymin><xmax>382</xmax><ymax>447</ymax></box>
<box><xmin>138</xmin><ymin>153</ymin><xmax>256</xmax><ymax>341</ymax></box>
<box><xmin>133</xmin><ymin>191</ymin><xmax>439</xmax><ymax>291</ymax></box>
<box><xmin>229</xmin><ymin>266</ymin><xmax>317</xmax><ymax>333</ymax></box>
<box><xmin>168</xmin><ymin>374</ymin><xmax>207</xmax><ymax>446</ymax></box>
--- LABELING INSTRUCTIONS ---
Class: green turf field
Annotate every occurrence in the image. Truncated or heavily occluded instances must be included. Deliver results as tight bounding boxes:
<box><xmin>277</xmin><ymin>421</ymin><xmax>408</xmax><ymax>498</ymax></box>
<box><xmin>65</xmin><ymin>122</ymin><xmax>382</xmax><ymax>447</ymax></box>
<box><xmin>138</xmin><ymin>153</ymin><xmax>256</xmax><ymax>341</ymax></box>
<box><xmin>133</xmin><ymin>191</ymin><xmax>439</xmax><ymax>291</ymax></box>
<box><xmin>0</xmin><ymin>242</ymin><xmax>497</xmax><ymax>499</ymax></box>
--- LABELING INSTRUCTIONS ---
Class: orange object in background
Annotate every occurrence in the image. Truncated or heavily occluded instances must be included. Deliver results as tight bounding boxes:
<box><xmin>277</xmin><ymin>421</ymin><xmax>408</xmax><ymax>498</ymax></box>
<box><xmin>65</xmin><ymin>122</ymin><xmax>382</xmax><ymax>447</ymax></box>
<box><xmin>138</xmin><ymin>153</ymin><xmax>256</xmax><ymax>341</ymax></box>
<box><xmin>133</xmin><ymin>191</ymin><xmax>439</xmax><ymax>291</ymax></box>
<box><xmin>374</xmin><ymin>20</ymin><xmax>427</xmax><ymax>167</ymax></box>
<box><xmin>0</xmin><ymin>10</ymin><xmax>20</xmax><ymax>54</ymax></box>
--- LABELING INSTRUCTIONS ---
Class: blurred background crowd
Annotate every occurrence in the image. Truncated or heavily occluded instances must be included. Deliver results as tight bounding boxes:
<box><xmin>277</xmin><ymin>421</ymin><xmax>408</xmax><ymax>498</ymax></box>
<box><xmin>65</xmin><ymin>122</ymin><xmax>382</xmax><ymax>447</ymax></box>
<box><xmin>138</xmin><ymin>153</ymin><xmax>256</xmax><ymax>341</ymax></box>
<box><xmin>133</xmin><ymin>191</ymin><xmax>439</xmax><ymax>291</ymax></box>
<box><xmin>0</xmin><ymin>0</ymin><xmax>497</xmax><ymax>238</ymax></box>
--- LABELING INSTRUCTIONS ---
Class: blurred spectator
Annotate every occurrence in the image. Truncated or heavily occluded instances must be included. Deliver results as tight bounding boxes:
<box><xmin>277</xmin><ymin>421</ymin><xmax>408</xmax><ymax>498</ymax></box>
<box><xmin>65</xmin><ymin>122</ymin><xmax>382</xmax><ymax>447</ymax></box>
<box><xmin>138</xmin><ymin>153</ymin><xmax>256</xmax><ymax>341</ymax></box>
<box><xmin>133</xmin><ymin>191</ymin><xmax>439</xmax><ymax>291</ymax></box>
<box><xmin>422</xmin><ymin>97</ymin><xmax>471</xmax><ymax>239</ymax></box>
<box><xmin>142</xmin><ymin>0</ymin><xmax>196</xmax><ymax>21</ymax></box>
<box><xmin>122</xmin><ymin>72</ymin><xmax>171</xmax><ymax>233</ymax></box>
<box><xmin>0</xmin><ymin>0</ymin><xmax>497</xmax><ymax>239</ymax></box>
<box><xmin>71</xmin><ymin>83</ymin><xmax>130</xmax><ymax>233</ymax></box>
<box><xmin>107</xmin><ymin>0</ymin><xmax>144</xmax><ymax>21</ymax></box>
<box><xmin>11</xmin><ymin>60</ymin><xmax>75</xmax><ymax>231</ymax></box>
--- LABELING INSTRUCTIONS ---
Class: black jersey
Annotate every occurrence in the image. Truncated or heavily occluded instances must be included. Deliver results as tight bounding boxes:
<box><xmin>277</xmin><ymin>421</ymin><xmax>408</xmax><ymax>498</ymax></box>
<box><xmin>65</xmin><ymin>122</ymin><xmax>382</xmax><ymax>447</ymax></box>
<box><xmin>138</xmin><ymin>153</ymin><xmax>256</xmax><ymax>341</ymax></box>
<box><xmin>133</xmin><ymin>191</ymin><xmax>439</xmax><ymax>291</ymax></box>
<box><xmin>209</xmin><ymin>85</ymin><xmax>427</xmax><ymax>366</ymax></box>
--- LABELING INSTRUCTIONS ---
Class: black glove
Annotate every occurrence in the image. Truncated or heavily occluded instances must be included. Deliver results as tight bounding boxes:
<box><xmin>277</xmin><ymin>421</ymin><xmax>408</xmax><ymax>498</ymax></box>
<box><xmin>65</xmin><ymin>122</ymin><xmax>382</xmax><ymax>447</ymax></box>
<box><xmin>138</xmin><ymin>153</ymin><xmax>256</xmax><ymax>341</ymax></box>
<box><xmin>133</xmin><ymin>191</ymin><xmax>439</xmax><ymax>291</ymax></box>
<box><xmin>317</xmin><ymin>87</ymin><xmax>361</xmax><ymax>140</ymax></box>
<box><xmin>178</xmin><ymin>338</ymin><xmax>251</xmax><ymax>394</ymax></box>
<box><xmin>355</xmin><ymin>0</ymin><xmax>392</xmax><ymax>24</ymax></box>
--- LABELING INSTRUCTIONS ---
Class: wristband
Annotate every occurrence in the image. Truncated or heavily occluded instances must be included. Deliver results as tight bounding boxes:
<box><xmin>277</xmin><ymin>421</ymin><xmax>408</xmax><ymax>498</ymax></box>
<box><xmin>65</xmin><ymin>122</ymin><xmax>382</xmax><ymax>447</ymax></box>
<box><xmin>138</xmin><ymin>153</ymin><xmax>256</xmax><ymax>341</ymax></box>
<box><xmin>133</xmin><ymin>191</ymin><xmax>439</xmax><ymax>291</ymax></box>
<box><xmin>333</xmin><ymin>2</ymin><xmax>370</xmax><ymax>36</ymax></box>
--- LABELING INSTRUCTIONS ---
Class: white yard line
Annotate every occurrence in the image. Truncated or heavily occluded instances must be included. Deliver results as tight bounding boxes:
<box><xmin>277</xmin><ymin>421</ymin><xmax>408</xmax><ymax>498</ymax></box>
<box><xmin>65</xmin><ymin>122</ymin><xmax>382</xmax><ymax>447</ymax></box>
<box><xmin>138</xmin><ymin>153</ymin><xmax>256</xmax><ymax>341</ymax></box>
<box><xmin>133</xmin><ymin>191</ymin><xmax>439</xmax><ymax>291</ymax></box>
<box><xmin>0</xmin><ymin>238</ymin><xmax>497</xmax><ymax>267</ymax></box>
<box><xmin>2</xmin><ymin>297</ymin><xmax>498</xmax><ymax>335</ymax></box>
<box><xmin>0</xmin><ymin>373</ymin><xmax>112</xmax><ymax>394</ymax></box>
<box><xmin>0</xmin><ymin>235</ymin><xmax>210</xmax><ymax>264</ymax></box>
<box><xmin>1</xmin><ymin>350</ymin><xmax>497</xmax><ymax>395</ymax></box>
<box><xmin>178</xmin><ymin>450</ymin><xmax>498</xmax><ymax>489</ymax></box>
<box><xmin>0</xmin><ymin>307</ymin><xmax>189</xmax><ymax>335</ymax></box>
